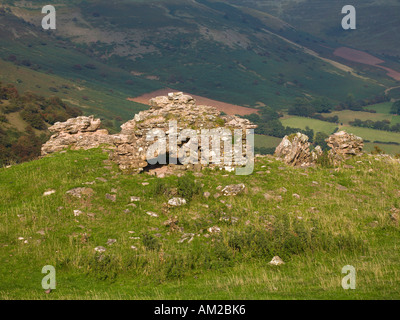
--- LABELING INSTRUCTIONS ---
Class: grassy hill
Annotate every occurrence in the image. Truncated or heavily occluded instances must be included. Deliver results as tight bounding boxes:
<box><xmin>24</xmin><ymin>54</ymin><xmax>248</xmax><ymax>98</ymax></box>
<box><xmin>229</xmin><ymin>0</ymin><xmax>400</xmax><ymax>58</ymax></box>
<box><xmin>1</xmin><ymin>148</ymin><xmax>400</xmax><ymax>299</ymax></box>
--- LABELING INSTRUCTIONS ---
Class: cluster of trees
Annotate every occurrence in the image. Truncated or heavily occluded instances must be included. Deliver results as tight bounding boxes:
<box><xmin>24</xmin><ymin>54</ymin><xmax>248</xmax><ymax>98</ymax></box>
<box><xmin>0</xmin><ymin>126</ymin><xmax>47</xmax><ymax>165</ymax></box>
<box><xmin>390</xmin><ymin>101</ymin><xmax>400</xmax><ymax>115</ymax></box>
<box><xmin>337</xmin><ymin>93</ymin><xmax>390</xmax><ymax>111</ymax></box>
<box><xmin>349</xmin><ymin>118</ymin><xmax>400</xmax><ymax>132</ymax></box>
<box><xmin>288</xmin><ymin>97</ymin><xmax>334</xmax><ymax>118</ymax></box>
<box><xmin>0</xmin><ymin>82</ymin><xmax>82</xmax><ymax>165</ymax></box>
<box><xmin>288</xmin><ymin>94</ymin><xmax>390</xmax><ymax>120</ymax></box>
<box><xmin>1</xmin><ymin>83</ymin><xmax>82</xmax><ymax>129</ymax></box>
<box><xmin>244</xmin><ymin>106</ymin><xmax>314</xmax><ymax>140</ymax></box>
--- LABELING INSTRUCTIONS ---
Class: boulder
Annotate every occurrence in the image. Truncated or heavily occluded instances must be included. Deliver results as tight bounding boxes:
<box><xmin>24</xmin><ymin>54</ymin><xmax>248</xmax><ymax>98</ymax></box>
<box><xmin>274</xmin><ymin>133</ymin><xmax>313</xmax><ymax>167</ymax></box>
<box><xmin>269</xmin><ymin>256</ymin><xmax>285</xmax><ymax>266</ymax></box>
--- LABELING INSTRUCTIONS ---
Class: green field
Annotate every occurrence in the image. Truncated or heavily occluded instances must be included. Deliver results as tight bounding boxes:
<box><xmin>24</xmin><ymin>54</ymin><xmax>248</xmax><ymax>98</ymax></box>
<box><xmin>342</xmin><ymin>126</ymin><xmax>400</xmax><ymax>144</ymax></box>
<box><xmin>329</xmin><ymin>110</ymin><xmax>391</xmax><ymax>125</ymax></box>
<box><xmin>281</xmin><ymin>116</ymin><xmax>400</xmax><ymax>147</ymax></box>
<box><xmin>364</xmin><ymin>142</ymin><xmax>400</xmax><ymax>155</ymax></box>
<box><xmin>254</xmin><ymin>135</ymin><xmax>282</xmax><ymax>149</ymax></box>
<box><xmin>281</xmin><ymin>117</ymin><xmax>338</xmax><ymax>135</ymax></box>
<box><xmin>1</xmin><ymin>148</ymin><xmax>400</xmax><ymax>299</ymax></box>
<box><xmin>367</xmin><ymin>102</ymin><xmax>394</xmax><ymax>115</ymax></box>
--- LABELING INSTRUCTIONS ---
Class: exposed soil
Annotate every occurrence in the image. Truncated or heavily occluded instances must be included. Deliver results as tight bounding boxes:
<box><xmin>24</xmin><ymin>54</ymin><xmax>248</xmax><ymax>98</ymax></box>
<box><xmin>334</xmin><ymin>47</ymin><xmax>400</xmax><ymax>81</ymax></box>
<box><xmin>128</xmin><ymin>88</ymin><xmax>259</xmax><ymax>116</ymax></box>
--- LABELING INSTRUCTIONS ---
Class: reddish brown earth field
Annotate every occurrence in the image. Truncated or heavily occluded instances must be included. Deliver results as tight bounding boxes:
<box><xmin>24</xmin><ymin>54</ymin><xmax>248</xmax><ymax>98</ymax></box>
<box><xmin>333</xmin><ymin>47</ymin><xmax>400</xmax><ymax>81</ymax></box>
<box><xmin>128</xmin><ymin>88</ymin><xmax>258</xmax><ymax>116</ymax></box>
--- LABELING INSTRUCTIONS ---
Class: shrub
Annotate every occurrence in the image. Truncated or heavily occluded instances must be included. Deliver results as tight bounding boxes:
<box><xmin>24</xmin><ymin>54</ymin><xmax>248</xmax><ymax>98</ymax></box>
<box><xmin>177</xmin><ymin>173</ymin><xmax>202</xmax><ymax>201</ymax></box>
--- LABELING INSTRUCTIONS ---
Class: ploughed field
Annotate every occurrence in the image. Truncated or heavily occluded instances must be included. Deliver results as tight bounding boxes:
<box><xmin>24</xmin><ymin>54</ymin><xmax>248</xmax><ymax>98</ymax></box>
<box><xmin>128</xmin><ymin>89</ymin><xmax>259</xmax><ymax>116</ymax></box>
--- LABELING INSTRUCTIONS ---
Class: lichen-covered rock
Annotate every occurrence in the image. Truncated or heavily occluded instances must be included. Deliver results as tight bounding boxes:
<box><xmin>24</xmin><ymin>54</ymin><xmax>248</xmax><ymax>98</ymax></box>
<box><xmin>326</xmin><ymin>131</ymin><xmax>364</xmax><ymax>162</ymax></box>
<box><xmin>269</xmin><ymin>256</ymin><xmax>285</xmax><ymax>266</ymax></box>
<box><xmin>222</xmin><ymin>184</ymin><xmax>245</xmax><ymax>196</ymax></box>
<box><xmin>168</xmin><ymin>197</ymin><xmax>187</xmax><ymax>207</ymax></box>
<box><xmin>274</xmin><ymin>133</ymin><xmax>314</xmax><ymax>167</ymax></box>
<box><xmin>41</xmin><ymin>116</ymin><xmax>114</xmax><ymax>156</ymax></box>
<box><xmin>66</xmin><ymin>187</ymin><xmax>94</xmax><ymax>198</ymax></box>
<box><xmin>49</xmin><ymin>115</ymin><xmax>101</xmax><ymax>134</ymax></box>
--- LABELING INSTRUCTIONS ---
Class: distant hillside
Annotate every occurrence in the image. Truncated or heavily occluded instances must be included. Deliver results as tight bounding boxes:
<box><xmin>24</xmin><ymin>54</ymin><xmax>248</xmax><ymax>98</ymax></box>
<box><xmin>0</xmin><ymin>0</ymin><xmax>389</xmax><ymax>111</ymax></box>
<box><xmin>228</xmin><ymin>0</ymin><xmax>400</xmax><ymax>58</ymax></box>
<box><xmin>0</xmin><ymin>82</ymin><xmax>82</xmax><ymax>165</ymax></box>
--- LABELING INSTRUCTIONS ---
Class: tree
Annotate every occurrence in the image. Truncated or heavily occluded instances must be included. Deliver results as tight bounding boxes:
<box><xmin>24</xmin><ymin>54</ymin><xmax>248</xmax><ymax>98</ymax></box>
<box><xmin>312</xmin><ymin>98</ymin><xmax>333</xmax><ymax>113</ymax></box>
<box><xmin>314</xmin><ymin>132</ymin><xmax>329</xmax><ymax>150</ymax></box>
<box><xmin>390</xmin><ymin>101</ymin><xmax>400</xmax><ymax>115</ymax></box>
<box><xmin>288</xmin><ymin>98</ymin><xmax>315</xmax><ymax>117</ymax></box>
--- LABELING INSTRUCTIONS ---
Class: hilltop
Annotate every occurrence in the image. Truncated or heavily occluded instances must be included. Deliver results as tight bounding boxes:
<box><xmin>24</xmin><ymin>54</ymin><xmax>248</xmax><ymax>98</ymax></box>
<box><xmin>1</xmin><ymin>145</ymin><xmax>400</xmax><ymax>299</ymax></box>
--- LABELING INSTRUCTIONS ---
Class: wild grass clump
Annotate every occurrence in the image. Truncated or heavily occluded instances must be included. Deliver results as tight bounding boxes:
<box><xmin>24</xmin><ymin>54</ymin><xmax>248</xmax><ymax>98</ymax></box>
<box><xmin>142</xmin><ymin>232</ymin><xmax>161</xmax><ymax>251</ymax></box>
<box><xmin>150</xmin><ymin>172</ymin><xmax>202</xmax><ymax>201</ymax></box>
<box><xmin>227</xmin><ymin>216</ymin><xmax>364</xmax><ymax>261</ymax></box>
<box><xmin>316</xmin><ymin>150</ymin><xmax>334</xmax><ymax>168</ymax></box>
<box><xmin>176</xmin><ymin>172</ymin><xmax>202</xmax><ymax>200</ymax></box>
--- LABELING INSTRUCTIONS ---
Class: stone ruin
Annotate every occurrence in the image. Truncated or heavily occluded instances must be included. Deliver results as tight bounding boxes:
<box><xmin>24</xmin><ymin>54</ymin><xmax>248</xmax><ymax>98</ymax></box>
<box><xmin>41</xmin><ymin>115</ymin><xmax>114</xmax><ymax>156</ymax></box>
<box><xmin>326</xmin><ymin>131</ymin><xmax>364</xmax><ymax>163</ymax></box>
<box><xmin>274</xmin><ymin>130</ymin><xmax>364</xmax><ymax>167</ymax></box>
<box><xmin>41</xmin><ymin>92</ymin><xmax>257</xmax><ymax>175</ymax></box>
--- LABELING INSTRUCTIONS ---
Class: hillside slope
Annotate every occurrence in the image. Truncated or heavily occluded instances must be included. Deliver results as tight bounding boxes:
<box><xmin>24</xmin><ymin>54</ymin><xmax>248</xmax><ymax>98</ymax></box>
<box><xmin>0</xmin><ymin>0</ymin><xmax>389</xmax><ymax>111</ymax></box>
<box><xmin>1</xmin><ymin>148</ymin><xmax>400</xmax><ymax>299</ymax></box>
<box><xmin>0</xmin><ymin>82</ymin><xmax>83</xmax><ymax>165</ymax></box>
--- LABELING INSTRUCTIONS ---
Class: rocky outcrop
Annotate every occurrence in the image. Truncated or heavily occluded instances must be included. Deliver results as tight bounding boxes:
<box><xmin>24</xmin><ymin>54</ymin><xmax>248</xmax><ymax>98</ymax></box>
<box><xmin>41</xmin><ymin>116</ymin><xmax>114</xmax><ymax>156</ymax></box>
<box><xmin>275</xmin><ymin>130</ymin><xmax>363</xmax><ymax>167</ymax></box>
<box><xmin>326</xmin><ymin>131</ymin><xmax>364</xmax><ymax>162</ymax></box>
<box><xmin>274</xmin><ymin>133</ymin><xmax>316</xmax><ymax>167</ymax></box>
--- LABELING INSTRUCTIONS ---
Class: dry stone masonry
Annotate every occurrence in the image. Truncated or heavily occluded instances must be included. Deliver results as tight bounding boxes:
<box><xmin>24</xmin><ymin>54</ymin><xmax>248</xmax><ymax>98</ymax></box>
<box><xmin>326</xmin><ymin>131</ymin><xmax>364</xmax><ymax>163</ymax></box>
<box><xmin>41</xmin><ymin>92</ymin><xmax>257</xmax><ymax>175</ymax></box>
<box><xmin>41</xmin><ymin>115</ymin><xmax>114</xmax><ymax>156</ymax></box>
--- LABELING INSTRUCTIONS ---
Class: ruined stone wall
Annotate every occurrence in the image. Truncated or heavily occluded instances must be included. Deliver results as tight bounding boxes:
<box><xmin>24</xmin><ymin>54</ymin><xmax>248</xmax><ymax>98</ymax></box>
<box><xmin>41</xmin><ymin>92</ymin><xmax>257</xmax><ymax>175</ymax></box>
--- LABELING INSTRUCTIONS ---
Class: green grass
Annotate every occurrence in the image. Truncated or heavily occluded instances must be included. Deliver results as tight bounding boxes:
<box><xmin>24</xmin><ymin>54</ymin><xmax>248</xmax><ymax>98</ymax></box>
<box><xmin>341</xmin><ymin>126</ymin><xmax>400</xmax><ymax>144</ymax></box>
<box><xmin>329</xmin><ymin>110</ymin><xmax>391</xmax><ymax>125</ymax></box>
<box><xmin>364</xmin><ymin>142</ymin><xmax>400</xmax><ymax>155</ymax></box>
<box><xmin>281</xmin><ymin>116</ymin><xmax>338</xmax><ymax>135</ymax></box>
<box><xmin>1</xmin><ymin>148</ymin><xmax>400</xmax><ymax>299</ymax></box>
<box><xmin>282</xmin><ymin>115</ymin><xmax>400</xmax><ymax>146</ymax></box>
<box><xmin>367</xmin><ymin>102</ymin><xmax>394</xmax><ymax>115</ymax></box>
<box><xmin>254</xmin><ymin>134</ymin><xmax>282</xmax><ymax>149</ymax></box>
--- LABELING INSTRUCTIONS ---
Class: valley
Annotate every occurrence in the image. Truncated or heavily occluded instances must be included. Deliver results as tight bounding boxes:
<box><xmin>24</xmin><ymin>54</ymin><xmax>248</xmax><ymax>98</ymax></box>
<box><xmin>1</xmin><ymin>0</ymin><xmax>400</xmax><ymax>302</ymax></box>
